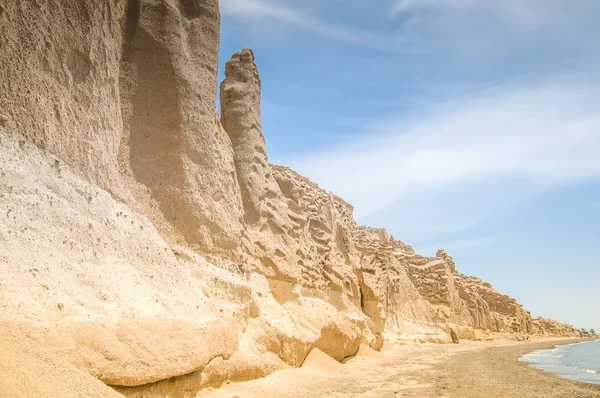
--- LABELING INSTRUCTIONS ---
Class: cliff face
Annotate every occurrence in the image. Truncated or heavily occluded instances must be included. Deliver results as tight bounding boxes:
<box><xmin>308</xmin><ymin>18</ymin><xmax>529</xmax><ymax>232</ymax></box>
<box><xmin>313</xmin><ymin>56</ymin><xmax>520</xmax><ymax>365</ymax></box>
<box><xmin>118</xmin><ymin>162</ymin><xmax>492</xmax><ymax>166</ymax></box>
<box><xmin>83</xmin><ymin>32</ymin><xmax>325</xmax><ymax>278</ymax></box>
<box><xmin>0</xmin><ymin>0</ymin><xmax>245</xmax><ymax>257</ymax></box>
<box><xmin>0</xmin><ymin>0</ymin><xmax>578</xmax><ymax>395</ymax></box>
<box><xmin>532</xmin><ymin>317</ymin><xmax>581</xmax><ymax>337</ymax></box>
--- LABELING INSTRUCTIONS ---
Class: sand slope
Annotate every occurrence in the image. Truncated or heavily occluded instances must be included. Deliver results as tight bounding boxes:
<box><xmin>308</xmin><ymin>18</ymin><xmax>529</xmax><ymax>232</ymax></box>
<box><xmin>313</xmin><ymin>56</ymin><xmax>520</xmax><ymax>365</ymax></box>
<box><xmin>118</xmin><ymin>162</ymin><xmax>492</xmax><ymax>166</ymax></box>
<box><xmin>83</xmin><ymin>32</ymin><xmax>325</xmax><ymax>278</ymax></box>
<box><xmin>0</xmin><ymin>325</ymin><xmax>123</xmax><ymax>398</ymax></box>
<box><xmin>204</xmin><ymin>339</ymin><xmax>600</xmax><ymax>398</ymax></box>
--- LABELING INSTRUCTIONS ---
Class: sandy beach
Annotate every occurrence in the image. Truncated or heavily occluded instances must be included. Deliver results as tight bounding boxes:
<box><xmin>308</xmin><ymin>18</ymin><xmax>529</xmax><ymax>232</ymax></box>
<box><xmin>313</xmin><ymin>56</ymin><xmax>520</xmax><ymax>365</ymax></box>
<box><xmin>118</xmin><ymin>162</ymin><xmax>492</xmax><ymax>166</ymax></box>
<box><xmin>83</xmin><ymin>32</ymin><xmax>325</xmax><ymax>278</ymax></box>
<box><xmin>203</xmin><ymin>339</ymin><xmax>600</xmax><ymax>398</ymax></box>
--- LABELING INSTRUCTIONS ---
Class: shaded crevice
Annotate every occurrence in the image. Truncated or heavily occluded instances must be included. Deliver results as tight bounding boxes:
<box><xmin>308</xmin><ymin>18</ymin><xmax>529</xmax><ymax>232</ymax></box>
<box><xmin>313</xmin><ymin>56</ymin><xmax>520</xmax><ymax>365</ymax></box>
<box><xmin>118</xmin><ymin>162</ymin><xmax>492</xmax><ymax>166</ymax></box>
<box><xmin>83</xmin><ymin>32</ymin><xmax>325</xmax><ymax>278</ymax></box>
<box><xmin>123</xmin><ymin>0</ymin><xmax>140</xmax><ymax>42</ymax></box>
<box><xmin>122</xmin><ymin>27</ymin><xmax>185</xmax><ymax>192</ymax></box>
<box><xmin>359</xmin><ymin>284</ymin><xmax>366</xmax><ymax>313</ymax></box>
<box><xmin>112</xmin><ymin>354</ymin><xmax>226</xmax><ymax>397</ymax></box>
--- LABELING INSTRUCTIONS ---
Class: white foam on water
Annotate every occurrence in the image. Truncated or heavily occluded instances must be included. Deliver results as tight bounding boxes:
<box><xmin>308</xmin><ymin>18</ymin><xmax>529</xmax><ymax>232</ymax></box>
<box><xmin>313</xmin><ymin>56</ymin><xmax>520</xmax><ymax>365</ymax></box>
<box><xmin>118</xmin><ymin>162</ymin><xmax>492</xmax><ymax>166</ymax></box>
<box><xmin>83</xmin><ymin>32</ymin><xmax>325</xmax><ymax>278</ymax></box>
<box><xmin>579</xmin><ymin>368</ymin><xmax>599</xmax><ymax>375</ymax></box>
<box><xmin>520</xmin><ymin>340</ymin><xmax>600</xmax><ymax>385</ymax></box>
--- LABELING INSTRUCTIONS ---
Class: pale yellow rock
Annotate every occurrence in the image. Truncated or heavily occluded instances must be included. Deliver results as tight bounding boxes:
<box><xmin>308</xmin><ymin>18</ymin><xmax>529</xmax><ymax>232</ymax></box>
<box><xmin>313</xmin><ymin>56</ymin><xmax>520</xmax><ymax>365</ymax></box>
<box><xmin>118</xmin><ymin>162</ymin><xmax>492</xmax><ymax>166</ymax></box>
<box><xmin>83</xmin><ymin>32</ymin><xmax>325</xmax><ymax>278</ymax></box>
<box><xmin>0</xmin><ymin>134</ymin><xmax>249</xmax><ymax>387</ymax></box>
<box><xmin>0</xmin><ymin>324</ymin><xmax>124</xmax><ymax>398</ymax></box>
<box><xmin>532</xmin><ymin>317</ymin><xmax>580</xmax><ymax>336</ymax></box>
<box><xmin>117</xmin><ymin>0</ymin><xmax>245</xmax><ymax>256</ymax></box>
<box><xmin>0</xmin><ymin>0</ymin><xmax>125</xmax><ymax>187</ymax></box>
<box><xmin>0</xmin><ymin>0</ymin><xmax>245</xmax><ymax>258</ymax></box>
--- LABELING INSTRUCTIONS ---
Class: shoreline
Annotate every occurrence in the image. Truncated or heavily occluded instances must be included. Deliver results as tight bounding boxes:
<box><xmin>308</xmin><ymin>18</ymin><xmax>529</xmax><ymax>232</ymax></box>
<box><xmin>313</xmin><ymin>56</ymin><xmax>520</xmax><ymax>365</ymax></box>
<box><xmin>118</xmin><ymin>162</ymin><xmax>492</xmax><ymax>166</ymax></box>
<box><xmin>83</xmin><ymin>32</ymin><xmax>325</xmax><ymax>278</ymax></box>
<box><xmin>426</xmin><ymin>338</ymin><xmax>600</xmax><ymax>398</ymax></box>
<box><xmin>520</xmin><ymin>338</ymin><xmax>600</xmax><ymax>386</ymax></box>
<box><xmin>203</xmin><ymin>338</ymin><xmax>600</xmax><ymax>398</ymax></box>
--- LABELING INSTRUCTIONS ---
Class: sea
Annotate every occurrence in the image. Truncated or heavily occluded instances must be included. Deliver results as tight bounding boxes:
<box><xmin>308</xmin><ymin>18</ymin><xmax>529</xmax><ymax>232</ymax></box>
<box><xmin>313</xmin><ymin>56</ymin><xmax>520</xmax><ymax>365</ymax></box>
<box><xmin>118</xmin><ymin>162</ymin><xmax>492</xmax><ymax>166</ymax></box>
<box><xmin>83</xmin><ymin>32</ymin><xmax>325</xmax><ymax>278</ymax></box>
<box><xmin>520</xmin><ymin>340</ymin><xmax>600</xmax><ymax>384</ymax></box>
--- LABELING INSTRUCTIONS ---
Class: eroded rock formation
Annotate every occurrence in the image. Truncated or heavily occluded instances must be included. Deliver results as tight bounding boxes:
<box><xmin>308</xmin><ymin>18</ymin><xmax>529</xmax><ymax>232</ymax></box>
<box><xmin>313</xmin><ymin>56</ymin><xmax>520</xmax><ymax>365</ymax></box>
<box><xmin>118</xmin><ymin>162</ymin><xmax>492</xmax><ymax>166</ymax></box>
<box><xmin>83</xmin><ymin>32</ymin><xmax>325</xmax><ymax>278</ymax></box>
<box><xmin>0</xmin><ymin>0</ymin><xmax>578</xmax><ymax>396</ymax></box>
<box><xmin>532</xmin><ymin>317</ymin><xmax>581</xmax><ymax>337</ymax></box>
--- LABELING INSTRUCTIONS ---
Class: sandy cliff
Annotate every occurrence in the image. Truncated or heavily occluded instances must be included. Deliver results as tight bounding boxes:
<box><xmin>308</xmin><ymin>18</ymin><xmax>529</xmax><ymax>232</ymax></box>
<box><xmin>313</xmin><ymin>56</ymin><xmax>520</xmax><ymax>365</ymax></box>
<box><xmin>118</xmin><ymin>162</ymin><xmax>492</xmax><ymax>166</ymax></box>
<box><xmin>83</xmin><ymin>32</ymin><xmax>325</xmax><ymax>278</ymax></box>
<box><xmin>532</xmin><ymin>317</ymin><xmax>580</xmax><ymax>337</ymax></box>
<box><xmin>0</xmin><ymin>0</ymin><xmax>578</xmax><ymax>396</ymax></box>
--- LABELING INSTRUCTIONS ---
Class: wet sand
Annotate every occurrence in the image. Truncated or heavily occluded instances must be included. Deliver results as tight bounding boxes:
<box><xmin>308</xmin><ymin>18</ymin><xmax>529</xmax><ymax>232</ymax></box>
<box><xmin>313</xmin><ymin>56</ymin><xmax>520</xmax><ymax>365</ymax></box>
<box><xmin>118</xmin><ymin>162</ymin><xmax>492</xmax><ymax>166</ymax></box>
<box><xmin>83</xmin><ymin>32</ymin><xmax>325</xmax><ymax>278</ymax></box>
<box><xmin>204</xmin><ymin>339</ymin><xmax>600</xmax><ymax>398</ymax></box>
<box><xmin>421</xmin><ymin>339</ymin><xmax>600</xmax><ymax>398</ymax></box>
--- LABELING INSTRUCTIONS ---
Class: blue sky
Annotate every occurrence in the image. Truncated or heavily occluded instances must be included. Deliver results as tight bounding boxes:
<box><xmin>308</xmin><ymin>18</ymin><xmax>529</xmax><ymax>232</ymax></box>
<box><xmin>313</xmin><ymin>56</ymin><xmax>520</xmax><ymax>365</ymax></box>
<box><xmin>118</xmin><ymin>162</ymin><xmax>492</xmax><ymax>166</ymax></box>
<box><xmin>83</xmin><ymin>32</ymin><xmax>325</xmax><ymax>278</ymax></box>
<box><xmin>219</xmin><ymin>0</ymin><xmax>600</xmax><ymax>332</ymax></box>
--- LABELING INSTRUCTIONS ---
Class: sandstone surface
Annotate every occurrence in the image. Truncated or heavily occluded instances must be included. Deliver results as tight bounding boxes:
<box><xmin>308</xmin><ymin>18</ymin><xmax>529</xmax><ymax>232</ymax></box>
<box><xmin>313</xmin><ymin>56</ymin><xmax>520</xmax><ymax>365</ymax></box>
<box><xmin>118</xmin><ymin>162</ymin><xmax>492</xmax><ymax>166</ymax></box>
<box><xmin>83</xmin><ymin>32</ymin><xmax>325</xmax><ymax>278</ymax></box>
<box><xmin>532</xmin><ymin>317</ymin><xmax>581</xmax><ymax>337</ymax></box>
<box><xmin>0</xmin><ymin>0</ymin><xmax>578</xmax><ymax>396</ymax></box>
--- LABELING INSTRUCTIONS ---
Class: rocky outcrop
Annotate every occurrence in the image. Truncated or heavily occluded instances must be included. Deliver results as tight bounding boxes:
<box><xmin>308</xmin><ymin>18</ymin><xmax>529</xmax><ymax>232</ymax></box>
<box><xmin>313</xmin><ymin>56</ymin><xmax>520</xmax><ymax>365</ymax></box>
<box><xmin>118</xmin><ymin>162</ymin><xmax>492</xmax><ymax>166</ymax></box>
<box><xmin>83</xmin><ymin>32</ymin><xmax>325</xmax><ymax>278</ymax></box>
<box><xmin>0</xmin><ymin>1</ymin><xmax>579</xmax><ymax>396</ymax></box>
<box><xmin>220</xmin><ymin>49</ymin><xmax>269</xmax><ymax>225</ymax></box>
<box><xmin>454</xmin><ymin>273</ymin><xmax>532</xmax><ymax>334</ymax></box>
<box><xmin>0</xmin><ymin>0</ymin><xmax>124</xmax><ymax>188</ymax></box>
<box><xmin>0</xmin><ymin>0</ymin><xmax>245</xmax><ymax>258</ymax></box>
<box><xmin>532</xmin><ymin>317</ymin><xmax>580</xmax><ymax>337</ymax></box>
<box><xmin>0</xmin><ymin>133</ymin><xmax>252</xmax><ymax>388</ymax></box>
<box><xmin>117</xmin><ymin>0</ymin><xmax>245</xmax><ymax>257</ymax></box>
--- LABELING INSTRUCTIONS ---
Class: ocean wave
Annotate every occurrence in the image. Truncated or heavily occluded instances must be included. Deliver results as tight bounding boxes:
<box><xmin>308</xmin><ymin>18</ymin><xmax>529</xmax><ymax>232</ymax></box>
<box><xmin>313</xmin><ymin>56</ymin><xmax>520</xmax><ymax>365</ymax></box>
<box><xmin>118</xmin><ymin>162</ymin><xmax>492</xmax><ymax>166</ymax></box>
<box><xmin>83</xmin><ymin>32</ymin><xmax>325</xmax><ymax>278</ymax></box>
<box><xmin>578</xmin><ymin>368</ymin><xmax>599</xmax><ymax>375</ymax></box>
<box><xmin>566</xmin><ymin>341</ymin><xmax>589</xmax><ymax>346</ymax></box>
<box><xmin>520</xmin><ymin>342</ymin><xmax>600</xmax><ymax>385</ymax></box>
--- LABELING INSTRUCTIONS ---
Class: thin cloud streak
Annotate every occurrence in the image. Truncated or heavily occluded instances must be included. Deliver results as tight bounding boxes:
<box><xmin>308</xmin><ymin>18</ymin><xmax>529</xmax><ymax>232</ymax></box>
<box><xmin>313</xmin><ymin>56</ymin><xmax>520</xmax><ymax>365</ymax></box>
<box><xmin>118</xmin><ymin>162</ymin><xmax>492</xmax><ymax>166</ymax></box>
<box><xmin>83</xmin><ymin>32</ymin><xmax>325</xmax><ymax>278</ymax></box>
<box><xmin>390</xmin><ymin>0</ymin><xmax>593</xmax><ymax>28</ymax></box>
<box><xmin>219</xmin><ymin>0</ymin><xmax>392</xmax><ymax>50</ymax></box>
<box><xmin>286</xmin><ymin>74</ymin><xmax>600</xmax><ymax>223</ymax></box>
<box><xmin>222</xmin><ymin>0</ymin><xmax>600</xmax><ymax>67</ymax></box>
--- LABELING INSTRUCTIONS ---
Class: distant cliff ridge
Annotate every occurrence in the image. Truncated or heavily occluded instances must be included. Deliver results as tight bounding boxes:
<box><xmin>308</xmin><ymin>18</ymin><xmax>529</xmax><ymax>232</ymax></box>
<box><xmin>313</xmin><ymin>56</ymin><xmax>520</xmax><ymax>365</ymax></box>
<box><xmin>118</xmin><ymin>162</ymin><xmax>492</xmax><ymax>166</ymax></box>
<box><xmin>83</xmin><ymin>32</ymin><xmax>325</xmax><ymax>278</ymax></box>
<box><xmin>0</xmin><ymin>0</ymin><xmax>578</xmax><ymax>395</ymax></box>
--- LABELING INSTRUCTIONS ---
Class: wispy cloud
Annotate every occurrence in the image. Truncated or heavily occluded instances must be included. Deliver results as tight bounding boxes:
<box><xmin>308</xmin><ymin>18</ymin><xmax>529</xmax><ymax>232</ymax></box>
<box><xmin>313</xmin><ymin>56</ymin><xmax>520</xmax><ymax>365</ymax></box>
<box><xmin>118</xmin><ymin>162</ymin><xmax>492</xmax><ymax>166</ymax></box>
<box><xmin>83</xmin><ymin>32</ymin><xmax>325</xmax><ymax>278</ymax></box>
<box><xmin>390</xmin><ymin>0</ymin><xmax>591</xmax><ymax>26</ymax></box>
<box><xmin>222</xmin><ymin>0</ymin><xmax>600</xmax><ymax>64</ymax></box>
<box><xmin>286</xmin><ymin>70</ymin><xmax>600</xmax><ymax>242</ymax></box>
<box><xmin>391</xmin><ymin>0</ymin><xmax>452</xmax><ymax>16</ymax></box>
<box><xmin>219</xmin><ymin>0</ymin><xmax>388</xmax><ymax>49</ymax></box>
<box><xmin>388</xmin><ymin>0</ymin><xmax>600</xmax><ymax>59</ymax></box>
<box><xmin>220</xmin><ymin>0</ymin><xmax>307</xmax><ymax>24</ymax></box>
